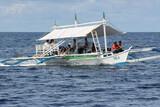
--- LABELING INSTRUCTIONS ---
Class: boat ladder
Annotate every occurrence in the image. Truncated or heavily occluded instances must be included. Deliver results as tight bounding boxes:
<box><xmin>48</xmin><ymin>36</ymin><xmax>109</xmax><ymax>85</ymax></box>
<box><xmin>91</xmin><ymin>31</ymin><xmax>102</xmax><ymax>53</ymax></box>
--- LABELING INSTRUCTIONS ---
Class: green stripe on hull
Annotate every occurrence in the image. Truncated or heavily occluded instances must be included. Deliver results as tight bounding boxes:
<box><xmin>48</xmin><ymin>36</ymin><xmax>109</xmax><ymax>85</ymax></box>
<box><xmin>63</xmin><ymin>54</ymin><xmax>98</xmax><ymax>60</ymax></box>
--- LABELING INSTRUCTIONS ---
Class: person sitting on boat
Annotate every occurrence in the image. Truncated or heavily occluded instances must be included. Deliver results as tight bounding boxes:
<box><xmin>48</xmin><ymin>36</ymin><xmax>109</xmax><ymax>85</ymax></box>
<box><xmin>44</xmin><ymin>40</ymin><xmax>50</xmax><ymax>50</ymax></box>
<box><xmin>118</xmin><ymin>41</ymin><xmax>122</xmax><ymax>47</ymax></box>
<box><xmin>83</xmin><ymin>37</ymin><xmax>88</xmax><ymax>53</ymax></box>
<box><xmin>59</xmin><ymin>46</ymin><xmax>66</xmax><ymax>54</ymax></box>
<box><xmin>70</xmin><ymin>39</ymin><xmax>77</xmax><ymax>53</ymax></box>
<box><xmin>107</xmin><ymin>48</ymin><xmax>111</xmax><ymax>52</ymax></box>
<box><xmin>118</xmin><ymin>41</ymin><xmax>124</xmax><ymax>52</ymax></box>
<box><xmin>42</xmin><ymin>40</ymin><xmax>51</xmax><ymax>56</ymax></box>
<box><xmin>49</xmin><ymin>39</ymin><xmax>58</xmax><ymax>55</ymax></box>
<box><xmin>50</xmin><ymin>39</ymin><xmax>55</xmax><ymax>48</ymax></box>
<box><xmin>112</xmin><ymin>41</ymin><xmax>120</xmax><ymax>53</ymax></box>
<box><xmin>66</xmin><ymin>43</ymin><xmax>71</xmax><ymax>54</ymax></box>
<box><xmin>91</xmin><ymin>43</ymin><xmax>96</xmax><ymax>52</ymax></box>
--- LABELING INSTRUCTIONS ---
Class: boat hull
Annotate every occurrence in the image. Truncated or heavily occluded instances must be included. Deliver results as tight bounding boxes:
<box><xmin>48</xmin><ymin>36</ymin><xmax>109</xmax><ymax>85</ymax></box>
<box><xmin>0</xmin><ymin>48</ymin><xmax>131</xmax><ymax>66</ymax></box>
<box><xmin>46</xmin><ymin>48</ymin><xmax>131</xmax><ymax>66</ymax></box>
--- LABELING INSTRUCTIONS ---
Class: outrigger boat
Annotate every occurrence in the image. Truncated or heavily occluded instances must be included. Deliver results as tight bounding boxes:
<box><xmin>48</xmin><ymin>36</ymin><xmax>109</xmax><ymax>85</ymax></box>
<box><xmin>0</xmin><ymin>14</ymin><xmax>132</xmax><ymax>66</ymax></box>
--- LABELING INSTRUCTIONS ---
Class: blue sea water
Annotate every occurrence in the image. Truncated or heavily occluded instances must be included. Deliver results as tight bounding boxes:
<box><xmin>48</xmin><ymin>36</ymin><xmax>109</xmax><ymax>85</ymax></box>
<box><xmin>0</xmin><ymin>32</ymin><xmax>160</xmax><ymax>107</ymax></box>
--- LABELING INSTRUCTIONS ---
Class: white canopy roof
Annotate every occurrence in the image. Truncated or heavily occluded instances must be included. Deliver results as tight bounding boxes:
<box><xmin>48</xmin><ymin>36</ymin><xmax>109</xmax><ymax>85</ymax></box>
<box><xmin>38</xmin><ymin>21</ymin><xmax>122</xmax><ymax>41</ymax></box>
<box><xmin>39</xmin><ymin>24</ymin><xmax>100</xmax><ymax>41</ymax></box>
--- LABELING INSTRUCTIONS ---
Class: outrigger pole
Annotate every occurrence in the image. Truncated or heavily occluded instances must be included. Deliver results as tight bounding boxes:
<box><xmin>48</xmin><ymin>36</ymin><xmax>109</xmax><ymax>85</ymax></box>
<box><xmin>103</xmin><ymin>12</ymin><xmax>107</xmax><ymax>53</ymax></box>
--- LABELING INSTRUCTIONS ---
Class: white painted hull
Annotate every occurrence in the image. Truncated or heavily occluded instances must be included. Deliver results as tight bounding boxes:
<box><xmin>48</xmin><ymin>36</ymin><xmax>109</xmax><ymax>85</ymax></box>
<box><xmin>100</xmin><ymin>50</ymin><xmax>129</xmax><ymax>65</ymax></box>
<box><xmin>67</xmin><ymin>50</ymin><xmax>129</xmax><ymax>66</ymax></box>
<box><xmin>46</xmin><ymin>48</ymin><xmax>131</xmax><ymax>66</ymax></box>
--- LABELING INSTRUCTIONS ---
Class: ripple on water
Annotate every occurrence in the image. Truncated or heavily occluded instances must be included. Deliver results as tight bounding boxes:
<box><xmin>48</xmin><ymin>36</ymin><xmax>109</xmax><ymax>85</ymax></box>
<box><xmin>0</xmin><ymin>32</ymin><xmax>160</xmax><ymax>107</ymax></box>
<box><xmin>137</xmin><ymin>83</ymin><xmax>160</xmax><ymax>89</ymax></box>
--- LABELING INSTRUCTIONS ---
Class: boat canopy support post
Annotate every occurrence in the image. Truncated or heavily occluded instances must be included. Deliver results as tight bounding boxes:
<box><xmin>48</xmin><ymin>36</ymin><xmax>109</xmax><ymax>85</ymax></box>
<box><xmin>103</xmin><ymin>12</ymin><xmax>107</xmax><ymax>54</ymax></box>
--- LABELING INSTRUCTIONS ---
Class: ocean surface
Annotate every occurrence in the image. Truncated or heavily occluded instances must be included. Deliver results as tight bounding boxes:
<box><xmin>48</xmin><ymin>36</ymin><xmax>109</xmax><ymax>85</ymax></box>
<box><xmin>0</xmin><ymin>32</ymin><xmax>160</xmax><ymax>107</ymax></box>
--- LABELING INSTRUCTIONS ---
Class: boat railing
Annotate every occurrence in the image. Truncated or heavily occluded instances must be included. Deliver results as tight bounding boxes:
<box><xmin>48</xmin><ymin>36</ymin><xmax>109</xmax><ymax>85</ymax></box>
<box><xmin>35</xmin><ymin>40</ymin><xmax>65</xmax><ymax>56</ymax></box>
<box><xmin>35</xmin><ymin>44</ymin><xmax>43</xmax><ymax>54</ymax></box>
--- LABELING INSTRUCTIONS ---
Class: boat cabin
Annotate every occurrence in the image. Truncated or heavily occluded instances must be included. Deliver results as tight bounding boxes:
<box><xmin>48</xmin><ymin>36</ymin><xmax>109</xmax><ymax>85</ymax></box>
<box><xmin>35</xmin><ymin>16</ymin><xmax>123</xmax><ymax>57</ymax></box>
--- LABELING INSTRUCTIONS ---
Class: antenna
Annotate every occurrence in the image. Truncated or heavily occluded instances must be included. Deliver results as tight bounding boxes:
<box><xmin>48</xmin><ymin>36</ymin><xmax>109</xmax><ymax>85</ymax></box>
<box><xmin>54</xmin><ymin>20</ymin><xmax>57</xmax><ymax>29</ymax></box>
<box><xmin>55</xmin><ymin>20</ymin><xmax>57</xmax><ymax>25</ymax></box>
<box><xmin>74</xmin><ymin>13</ymin><xmax>78</xmax><ymax>26</ymax></box>
<box><xmin>103</xmin><ymin>12</ymin><xmax>106</xmax><ymax>20</ymax></box>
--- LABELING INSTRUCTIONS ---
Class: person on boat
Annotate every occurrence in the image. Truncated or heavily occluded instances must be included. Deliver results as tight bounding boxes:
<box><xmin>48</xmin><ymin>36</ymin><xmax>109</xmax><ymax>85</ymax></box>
<box><xmin>118</xmin><ymin>41</ymin><xmax>124</xmax><ymax>52</ymax></box>
<box><xmin>84</xmin><ymin>37</ymin><xmax>88</xmax><ymax>53</ymax></box>
<box><xmin>59</xmin><ymin>46</ymin><xmax>66</xmax><ymax>54</ymax></box>
<box><xmin>112</xmin><ymin>41</ymin><xmax>120</xmax><ymax>53</ymax></box>
<box><xmin>49</xmin><ymin>39</ymin><xmax>58</xmax><ymax>55</ymax></box>
<box><xmin>50</xmin><ymin>39</ymin><xmax>55</xmax><ymax>48</ymax></box>
<box><xmin>70</xmin><ymin>39</ymin><xmax>77</xmax><ymax>53</ymax></box>
<box><xmin>44</xmin><ymin>40</ymin><xmax>50</xmax><ymax>50</ymax></box>
<box><xmin>91</xmin><ymin>43</ymin><xmax>96</xmax><ymax>52</ymax></box>
<box><xmin>107</xmin><ymin>48</ymin><xmax>111</xmax><ymax>52</ymax></box>
<box><xmin>66</xmin><ymin>43</ymin><xmax>71</xmax><ymax>54</ymax></box>
<box><xmin>118</xmin><ymin>41</ymin><xmax>122</xmax><ymax>48</ymax></box>
<box><xmin>43</xmin><ymin>40</ymin><xmax>50</xmax><ymax>56</ymax></box>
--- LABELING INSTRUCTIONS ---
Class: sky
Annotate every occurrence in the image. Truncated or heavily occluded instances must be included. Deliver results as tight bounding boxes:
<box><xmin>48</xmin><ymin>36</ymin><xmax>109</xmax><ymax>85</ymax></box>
<box><xmin>0</xmin><ymin>0</ymin><xmax>159</xmax><ymax>32</ymax></box>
